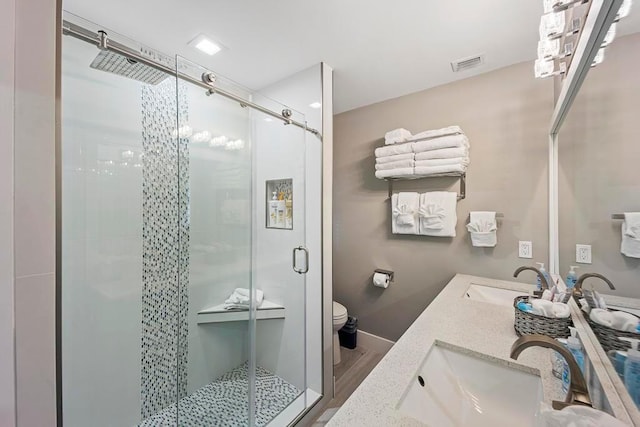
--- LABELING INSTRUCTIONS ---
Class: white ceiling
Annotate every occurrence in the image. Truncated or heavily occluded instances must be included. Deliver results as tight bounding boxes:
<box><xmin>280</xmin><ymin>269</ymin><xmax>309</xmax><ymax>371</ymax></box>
<box><xmin>63</xmin><ymin>0</ymin><xmax>640</xmax><ymax>114</ymax></box>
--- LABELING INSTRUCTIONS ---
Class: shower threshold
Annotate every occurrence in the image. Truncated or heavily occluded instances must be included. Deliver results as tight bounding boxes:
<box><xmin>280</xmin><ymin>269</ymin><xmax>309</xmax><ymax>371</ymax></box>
<box><xmin>139</xmin><ymin>362</ymin><xmax>302</xmax><ymax>427</ymax></box>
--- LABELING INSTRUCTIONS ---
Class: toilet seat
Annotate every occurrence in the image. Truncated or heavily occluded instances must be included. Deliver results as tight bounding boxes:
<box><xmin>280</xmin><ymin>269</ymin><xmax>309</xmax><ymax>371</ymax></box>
<box><xmin>333</xmin><ymin>301</ymin><xmax>347</xmax><ymax>320</ymax></box>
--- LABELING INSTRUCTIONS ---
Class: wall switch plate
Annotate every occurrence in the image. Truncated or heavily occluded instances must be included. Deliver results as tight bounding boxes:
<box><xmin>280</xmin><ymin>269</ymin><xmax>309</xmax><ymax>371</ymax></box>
<box><xmin>576</xmin><ymin>244</ymin><xmax>592</xmax><ymax>264</ymax></box>
<box><xmin>519</xmin><ymin>241</ymin><xmax>533</xmax><ymax>259</ymax></box>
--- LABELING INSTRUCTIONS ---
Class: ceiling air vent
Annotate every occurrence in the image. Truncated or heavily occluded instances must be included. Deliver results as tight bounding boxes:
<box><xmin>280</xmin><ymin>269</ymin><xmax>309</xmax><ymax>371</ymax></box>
<box><xmin>450</xmin><ymin>54</ymin><xmax>485</xmax><ymax>72</ymax></box>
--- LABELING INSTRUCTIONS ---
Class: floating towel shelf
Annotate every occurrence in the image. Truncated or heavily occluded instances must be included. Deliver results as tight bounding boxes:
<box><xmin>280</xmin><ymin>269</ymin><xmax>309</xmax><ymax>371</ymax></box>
<box><xmin>197</xmin><ymin>300</ymin><xmax>285</xmax><ymax>324</ymax></box>
<box><xmin>385</xmin><ymin>173</ymin><xmax>466</xmax><ymax>201</ymax></box>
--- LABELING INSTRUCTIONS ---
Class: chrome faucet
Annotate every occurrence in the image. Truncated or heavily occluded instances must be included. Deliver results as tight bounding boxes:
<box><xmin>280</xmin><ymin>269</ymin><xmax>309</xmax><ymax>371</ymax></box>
<box><xmin>513</xmin><ymin>266</ymin><xmax>551</xmax><ymax>292</ymax></box>
<box><xmin>573</xmin><ymin>273</ymin><xmax>615</xmax><ymax>297</ymax></box>
<box><xmin>511</xmin><ymin>334</ymin><xmax>592</xmax><ymax>410</ymax></box>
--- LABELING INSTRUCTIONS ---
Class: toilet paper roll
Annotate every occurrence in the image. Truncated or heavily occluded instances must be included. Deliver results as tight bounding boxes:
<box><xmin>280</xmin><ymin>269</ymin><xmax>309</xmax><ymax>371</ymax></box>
<box><xmin>373</xmin><ymin>272</ymin><xmax>389</xmax><ymax>289</ymax></box>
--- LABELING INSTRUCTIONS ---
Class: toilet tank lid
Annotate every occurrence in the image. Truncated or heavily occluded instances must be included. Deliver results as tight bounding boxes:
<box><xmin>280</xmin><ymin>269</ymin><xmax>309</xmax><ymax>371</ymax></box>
<box><xmin>333</xmin><ymin>301</ymin><xmax>347</xmax><ymax>317</ymax></box>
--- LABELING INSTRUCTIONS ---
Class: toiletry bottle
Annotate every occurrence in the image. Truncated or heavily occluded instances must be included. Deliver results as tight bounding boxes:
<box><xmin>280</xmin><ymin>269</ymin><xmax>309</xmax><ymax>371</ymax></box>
<box><xmin>562</xmin><ymin>327</ymin><xmax>585</xmax><ymax>394</ymax></box>
<box><xmin>551</xmin><ymin>338</ymin><xmax>568</xmax><ymax>379</ymax></box>
<box><xmin>276</xmin><ymin>192</ymin><xmax>286</xmax><ymax>227</ymax></box>
<box><xmin>269</xmin><ymin>192</ymin><xmax>278</xmax><ymax>227</ymax></box>
<box><xmin>620</xmin><ymin>338</ymin><xmax>640</xmax><ymax>406</ymax></box>
<box><xmin>535</xmin><ymin>262</ymin><xmax>551</xmax><ymax>291</ymax></box>
<box><xmin>566</xmin><ymin>266</ymin><xmax>579</xmax><ymax>291</ymax></box>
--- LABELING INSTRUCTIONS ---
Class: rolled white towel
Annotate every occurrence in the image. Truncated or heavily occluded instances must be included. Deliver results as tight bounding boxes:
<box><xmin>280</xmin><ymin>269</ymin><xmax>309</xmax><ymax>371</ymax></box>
<box><xmin>376</xmin><ymin>153</ymin><xmax>414</xmax><ymax>164</ymax></box>
<box><xmin>412</xmin><ymin>134</ymin><xmax>469</xmax><ymax>153</ymax></box>
<box><xmin>551</xmin><ymin>302</ymin><xmax>570</xmax><ymax>319</ymax></box>
<box><xmin>415</xmin><ymin>147</ymin><xmax>468</xmax><ymax>160</ymax></box>
<box><xmin>611</xmin><ymin>311</ymin><xmax>639</xmax><ymax>332</ymax></box>
<box><xmin>385</xmin><ymin>128</ymin><xmax>412</xmax><ymax>145</ymax></box>
<box><xmin>590</xmin><ymin>308</ymin><xmax>614</xmax><ymax>328</ymax></box>
<box><xmin>225</xmin><ymin>288</ymin><xmax>264</xmax><ymax>306</ymax></box>
<box><xmin>414</xmin><ymin>157</ymin><xmax>469</xmax><ymax>167</ymax></box>
<box><xmin>414</xmin><ymin>164</ymin><xmax>466</xmax><ymax>177</ymax></box>
<box><xmin>407</xmin><ymin>126</ymin><xmax>463</xmax><ymax>142</ymax></box>
<box><xmin>531</xmin><ymin>299</ymin><xmax>554</xmax><ymax>317</ymax></box>
<box><xmin>375</xmin><ymin>167</ymin><xmax>414</xmax><ymax>179</ymax></box>
<box><xmin>375</xmin><ymin>142</ymin><xmax>413</xmax><ymax>158</ymax></box>
<box><xmin>375</xmin><ymin>159</ymin><xmax>415</xmax><ymax>171</ymax></box>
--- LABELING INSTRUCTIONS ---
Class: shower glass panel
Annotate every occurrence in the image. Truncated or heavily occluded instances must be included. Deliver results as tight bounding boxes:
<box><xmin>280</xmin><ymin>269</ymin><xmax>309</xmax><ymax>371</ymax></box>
<box><xmin>62</xmin><ymin>13</ymin><xmax>312</xmax><ymax>426</ymax></box>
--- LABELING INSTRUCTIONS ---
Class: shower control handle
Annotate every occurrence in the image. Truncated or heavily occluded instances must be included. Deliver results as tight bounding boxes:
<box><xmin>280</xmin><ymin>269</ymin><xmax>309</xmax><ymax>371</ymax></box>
<box><xmin>292</xmin><ymin>246</ymin><xmax>309</xmax><ymax>274</ymax></box>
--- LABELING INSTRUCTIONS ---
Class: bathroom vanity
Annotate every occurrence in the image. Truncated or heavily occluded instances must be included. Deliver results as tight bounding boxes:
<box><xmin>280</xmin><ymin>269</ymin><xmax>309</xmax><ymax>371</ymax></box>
<box><xmin>328</xmin><ymin>274</ymin><xmax>635</xmax><ymax>426</ymax></box>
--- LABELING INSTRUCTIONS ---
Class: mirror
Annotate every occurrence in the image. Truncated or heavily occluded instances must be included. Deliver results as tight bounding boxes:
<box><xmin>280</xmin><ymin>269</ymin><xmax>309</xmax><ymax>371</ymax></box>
<box><xmin>558</xmin><ymin>6</ymin><xmax>640</xmax><ymax>415</ymax></box>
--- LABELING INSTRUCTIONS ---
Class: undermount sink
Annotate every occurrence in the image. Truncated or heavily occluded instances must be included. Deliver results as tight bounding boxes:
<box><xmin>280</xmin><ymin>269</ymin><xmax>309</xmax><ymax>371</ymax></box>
<box><xmin>464</xmin><ymin>284</ymin><xmax>527</xmax><ymax>308</ymax></box>
<box><xmin>396</xmin><ymin>341</ymin><xmax>543</xmax><ymax>427</ymax></box>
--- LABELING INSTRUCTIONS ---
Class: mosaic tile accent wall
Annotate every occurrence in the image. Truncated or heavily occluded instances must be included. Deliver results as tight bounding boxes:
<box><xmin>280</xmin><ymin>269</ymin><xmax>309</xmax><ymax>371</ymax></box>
<box><xmin>140</xmin><ymin>78</ymin><xmax>190</xmax><ymax>419</ymax></box>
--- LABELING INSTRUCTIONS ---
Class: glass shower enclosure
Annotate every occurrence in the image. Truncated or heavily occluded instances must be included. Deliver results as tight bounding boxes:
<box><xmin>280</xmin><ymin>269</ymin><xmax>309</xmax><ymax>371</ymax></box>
<box><xmin>60</xmin><ymin>13</ymin><xmax>316</xmax><ymax>426</ymax></box>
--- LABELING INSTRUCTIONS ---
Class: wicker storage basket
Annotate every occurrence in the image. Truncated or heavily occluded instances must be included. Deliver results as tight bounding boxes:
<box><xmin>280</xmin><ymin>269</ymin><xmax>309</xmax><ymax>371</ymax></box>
<box><xmin>584</xmin><ymin>309</ymin><xmax>640</xmax><ymax>353</ymax></box>
<box><xmin>513</xmin><ymin>296</ymin><xmax>572</xmax><ymax>339</ymax></box>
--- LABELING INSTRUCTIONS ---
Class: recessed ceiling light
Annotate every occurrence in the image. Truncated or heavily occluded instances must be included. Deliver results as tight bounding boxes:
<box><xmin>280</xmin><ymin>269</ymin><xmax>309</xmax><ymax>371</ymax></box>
<box><xmin>189</xmin><ymin>34</ymin><xmax>222</xmax><ymax>56</ymax></box>
<box><xmin>309</xmin><ymin>102</ymin><xmax>322</xmax><ymax>109</ymax></box>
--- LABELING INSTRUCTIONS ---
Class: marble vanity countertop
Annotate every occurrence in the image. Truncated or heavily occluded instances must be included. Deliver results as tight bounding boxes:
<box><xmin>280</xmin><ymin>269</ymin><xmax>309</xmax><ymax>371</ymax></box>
<box><xmin>327</xmin><ymin>274</ymin><xmax>631</xmax><ymax>426</ymax></box>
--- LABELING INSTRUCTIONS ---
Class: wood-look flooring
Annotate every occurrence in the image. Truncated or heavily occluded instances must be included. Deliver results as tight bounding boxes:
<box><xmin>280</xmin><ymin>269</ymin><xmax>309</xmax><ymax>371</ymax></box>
<box><xmin>310</xmin><ymin>344</ymin><xmax>385</xmax><ymax>426</ymax></box>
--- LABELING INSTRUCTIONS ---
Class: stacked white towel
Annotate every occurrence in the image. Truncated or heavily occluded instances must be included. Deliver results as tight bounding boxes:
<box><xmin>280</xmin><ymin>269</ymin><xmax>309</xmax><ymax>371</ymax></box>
<box><xmin>374</xmin><ymin>126</ymin><xmax>469</xmax><ymax>179</ymax></box>
<box><xmin>384</xmin><ymin>128</ymin><xmax>412</xmax><ymax>145</ymax></box>
<box><xmin>418</xmin><ymin>191</ymin><xmax>457</xmax><ymax>237</ymax></box>
<box><xmin>375</xmin><ymin>142</ymin><xmax>415</xmax><ymax>179</ymax></box>
<box><xmin>621</xmin><ymin>212</ymin><xmax>640</xmax><ymax>258</ymax></box>
<box><xmin>391</xmin><ymin>192</ymin><xmax>419</xmax><ymax>235</ymax></box>
<box><xmin>466</xmin><ymin>211</ymin><xmax>498</xmax><ymax>247</ymax></box>
<box><xmin>223</xmin><ymin>288</ymin><xmax>264</xmax><ymax>310</ymax></box>
<box><xmin>413</xmin><ymin>133</ymin><xmax>470</xmax><ymax>177</ymax></box>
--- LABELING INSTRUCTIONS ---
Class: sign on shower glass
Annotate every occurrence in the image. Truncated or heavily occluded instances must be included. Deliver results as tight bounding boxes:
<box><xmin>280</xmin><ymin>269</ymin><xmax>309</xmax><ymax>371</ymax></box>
<box><xmin>266</xmin><ymin>178</ymin><xmax>293</xmax><ymax>230</ymax></box>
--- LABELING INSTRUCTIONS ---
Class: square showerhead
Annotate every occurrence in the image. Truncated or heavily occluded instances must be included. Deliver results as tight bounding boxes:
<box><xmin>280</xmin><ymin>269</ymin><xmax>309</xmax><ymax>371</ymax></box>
<box><xmin>89</xmin><ymin>50</ymin><xmax>169</xmax><ymax>85</ymax></box>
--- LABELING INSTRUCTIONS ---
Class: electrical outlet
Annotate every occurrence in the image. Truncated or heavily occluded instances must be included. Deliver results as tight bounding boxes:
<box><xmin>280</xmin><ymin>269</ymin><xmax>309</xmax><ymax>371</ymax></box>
<box><xmin>519</xmin><ymin>241</ymin><xmax>533</xmax><ymax>259</ymax></box>
<box><xmin>576</xmin><ymin>244</ymin><xmax>592</xmax><ymax>264</ymax></box>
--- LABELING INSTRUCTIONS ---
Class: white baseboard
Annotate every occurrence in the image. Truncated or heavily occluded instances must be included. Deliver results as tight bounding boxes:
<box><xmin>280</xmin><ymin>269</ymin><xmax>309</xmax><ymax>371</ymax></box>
<box><xmin>357</xmin><ymin>330</ymin><xmax>395</xmax><ymax>354</ymax></box>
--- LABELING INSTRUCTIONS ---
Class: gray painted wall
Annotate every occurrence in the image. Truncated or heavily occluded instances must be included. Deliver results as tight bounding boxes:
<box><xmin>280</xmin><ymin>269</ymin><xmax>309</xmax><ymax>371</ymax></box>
<box><xmin>559</xmin><ymin>32</ymin><xmax>640</xmax><ymax>297</ymax></box>
<box><xmin>334</xmin><ymin>60</ymin><xmax>553</xmax><ymax>341</ymax></box>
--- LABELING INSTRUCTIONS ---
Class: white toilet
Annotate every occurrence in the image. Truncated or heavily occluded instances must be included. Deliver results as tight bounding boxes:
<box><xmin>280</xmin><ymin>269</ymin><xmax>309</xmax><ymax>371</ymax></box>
<box><xmin>332</xmin><ymin>301</ymin><xmax>348</xmax><ymax>365</ymax></box>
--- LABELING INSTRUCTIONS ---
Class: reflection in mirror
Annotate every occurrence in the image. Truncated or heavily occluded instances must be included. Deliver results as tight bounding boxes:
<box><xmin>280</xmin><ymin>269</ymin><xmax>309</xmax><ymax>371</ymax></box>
<box><xmin>558</xmin><ymin>7</ymin><xmax>640</xmax><ymax>415</ymax></box>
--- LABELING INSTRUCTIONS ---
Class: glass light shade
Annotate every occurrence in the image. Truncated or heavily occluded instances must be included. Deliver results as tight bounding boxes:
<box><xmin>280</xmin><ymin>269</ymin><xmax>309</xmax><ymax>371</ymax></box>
<box><xmin>539</xmin><ymin>11</ymin><xmax>566</xmax><ymax>39</ymax></box>
<box><xmin>617</xmin><ymin>0</ymin><xmax>633</xmax><ymax>19</ymax></box>
<box><xmin>535</xmin><ymin>58</ymin><xmax>555</xmax><ymax>78</ymax></box>
<box><xmin>538</xmin><ymin>38</ymin><xmax>560</xmax><ymax>59</ymax></box>
<box><xmin>602</xmin><ymin>23</ymin><xmax>617</xmax><ymax>47</ymax></box>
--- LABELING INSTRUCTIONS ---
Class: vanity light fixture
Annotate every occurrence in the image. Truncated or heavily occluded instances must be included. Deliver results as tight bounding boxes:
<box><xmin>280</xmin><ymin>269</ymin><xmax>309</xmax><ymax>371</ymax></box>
<box><xmin>309</xmin><ymin>102</ymin><xmax>322</xmax><ymax>109</ymax></box>
<box><xmin>189</xmin><ymin>34</ymin><xmax>222</xmax><ymax>56</ymax></box>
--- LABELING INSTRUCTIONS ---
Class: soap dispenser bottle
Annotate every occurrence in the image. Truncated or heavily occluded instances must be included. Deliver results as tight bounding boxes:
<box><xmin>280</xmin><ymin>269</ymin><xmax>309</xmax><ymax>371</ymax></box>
<box><xmin>562</xmin><ymin>327</ymin><xmax>585</xmax><ymax>394</ymax></box>
<box><xmin>620</xmin><ymin>338</ymin><xmax>640</xmax><ymax>406</ymax></box>
<box><xmin>535</xmin><ymin>262</ymin><xmax>551</xmax><ymax>291</ymax></box>
<box><xmin>566</xmin><ymin>266</ymin><xmax>579</xmax><ymax>291</ymax></box>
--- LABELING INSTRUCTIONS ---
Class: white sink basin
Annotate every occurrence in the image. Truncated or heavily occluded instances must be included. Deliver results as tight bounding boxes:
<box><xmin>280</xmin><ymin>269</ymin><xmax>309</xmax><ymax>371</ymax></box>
<box><xmin>396</xmin><ymin>342</ymin><xmax>543</xmax><ymax>427</ymax></box>
<box><xmin>464</xmin><ymin>284</ymin><xmax>526</xmax><ymax>308</ymax></box>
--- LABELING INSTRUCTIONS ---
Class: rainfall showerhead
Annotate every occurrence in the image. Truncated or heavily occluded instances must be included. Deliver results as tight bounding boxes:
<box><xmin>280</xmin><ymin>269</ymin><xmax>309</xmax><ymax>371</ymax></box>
<box><xmin>89</xmin><ymin>50</ymin><xmax>169</xmax><ymax>85</ymax></box>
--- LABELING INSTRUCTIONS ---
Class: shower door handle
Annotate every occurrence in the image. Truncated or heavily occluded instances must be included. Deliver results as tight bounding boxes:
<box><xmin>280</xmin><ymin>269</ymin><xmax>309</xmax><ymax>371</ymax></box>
<box><xmin>292</xmin><ymin>246</ymin><xmax>309</xmax><ymax>274</ymax></box>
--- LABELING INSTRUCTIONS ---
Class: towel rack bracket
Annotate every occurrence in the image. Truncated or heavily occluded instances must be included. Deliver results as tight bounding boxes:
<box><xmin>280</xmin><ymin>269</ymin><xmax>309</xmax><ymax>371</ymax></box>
<box><xmin>386</xmin><ymin>173</ymin><xmax>466</xmax><ymax>201</ymax></box>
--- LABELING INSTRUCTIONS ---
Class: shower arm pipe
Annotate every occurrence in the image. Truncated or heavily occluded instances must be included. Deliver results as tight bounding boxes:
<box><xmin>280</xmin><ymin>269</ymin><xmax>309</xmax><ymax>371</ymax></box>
<box><xmin>62</xmin><ymin>20</ymin><xmax>322</xmax><ymax>139</ymax></box>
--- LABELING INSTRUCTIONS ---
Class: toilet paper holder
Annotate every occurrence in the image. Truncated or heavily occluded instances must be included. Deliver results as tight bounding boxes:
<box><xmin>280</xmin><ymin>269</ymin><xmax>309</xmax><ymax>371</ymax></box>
<box><xmin>374</xmin><ymin>269</ymin><xmax>394</xmax><ymax>282</ymax></box>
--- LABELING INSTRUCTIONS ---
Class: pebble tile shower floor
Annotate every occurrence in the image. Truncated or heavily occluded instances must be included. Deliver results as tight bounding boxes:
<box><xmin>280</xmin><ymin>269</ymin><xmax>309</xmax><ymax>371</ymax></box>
<box><xmin>139</xmin><ymin>362</ymin><xmax>301</xmax><ymax>426</ymax></box>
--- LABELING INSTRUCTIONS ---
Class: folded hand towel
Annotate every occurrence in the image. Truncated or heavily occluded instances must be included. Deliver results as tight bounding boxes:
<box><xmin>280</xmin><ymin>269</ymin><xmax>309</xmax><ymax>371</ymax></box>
<box><xmin>375</xmin><ymin>153</ymin><xmax>415</xmax><ymax>164</ymax></box>
<box><xmin>375</xmin><ymin>142</ymin><xmax>413</xmax><ymax>158</ymax></box>
<box><xmin>412</xmin><ymin>134</ymin><xmax>469</xmax><ymax>153</ymax></box>
<box><xmin>224</xmin><ymin>288</ymin><xmax>264</xmax><ymax>310</ymax></box>
<box><xmin>621</xmin><ymin>212</ymin><xmax>640</xmax><ymax>258</ymax></box>
<box><xmin>392</xmin><ymin>192</ymin><xmax>419</xmax><ymax>235</ymax></box>
<box><xmin>551</xmin><ymin>302</ymin><xmax>570</xmax><ymax>319</ymax></box>
<box><xmin>385</xmin><ymin>128</ymin><xmax>412</xmax><ymax>145</ymax></box>
<box><xmin>415</xmin><ymin>157</ymin><xmax>469</xmax><ymax>168</ymax></box>
<box><xmin>414</xmin><ymin>164</ymin><xmax>466</xmax><ymax>176</ymax></box>
<box><xmin>375</xmin><ymin>159</ymin><xmax>415</xmax><ymax>170</ymax></box>
<box><xmin>467</xmin><ymin>211</ymin><xmax>498</xmax><ymax>248</ymax></box>
<box><xmin>531</xmin><ymin>299</ymin><xmax>554</xmax><ymax>317</ymax></box>
<box><xmin>418</xmin><ymin>192</ymin><xmax>457</xmax><ymax>237</ymax></box>
<box><xmin>375</xmin><ymin>167</ymin><xmax>415</xmax><ymax>179</ymax></box>
<box><xmin>415</xmin><ymin>147</ymin><xmax>469</xmax><ymax>161</ymax></box>
<box><xmin>408</xmin><ymin>126</ymin><xmax>463</xmax><ymax>142</ymax></box>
